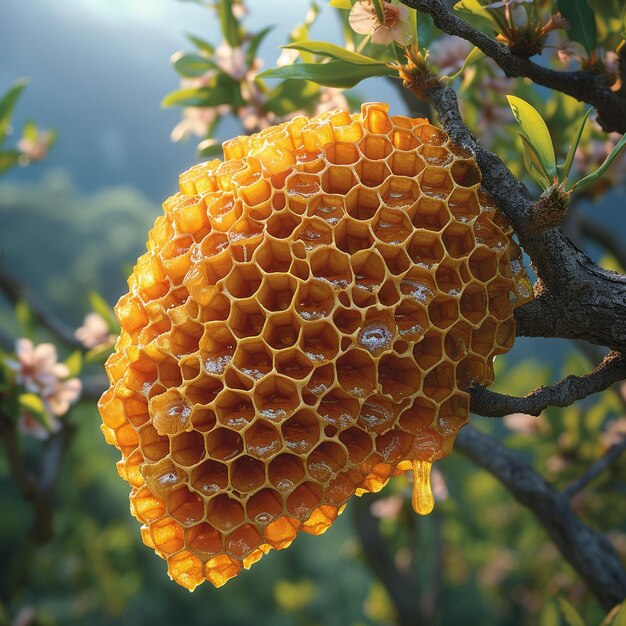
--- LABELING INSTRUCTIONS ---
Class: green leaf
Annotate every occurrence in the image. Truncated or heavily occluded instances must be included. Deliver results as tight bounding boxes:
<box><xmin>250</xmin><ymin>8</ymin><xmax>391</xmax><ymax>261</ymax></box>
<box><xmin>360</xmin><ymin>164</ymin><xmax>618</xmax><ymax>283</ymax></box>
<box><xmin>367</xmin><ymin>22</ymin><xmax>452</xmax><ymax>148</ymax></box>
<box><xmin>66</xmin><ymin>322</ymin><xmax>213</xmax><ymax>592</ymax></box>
<box><xmin>557</xmin><ymin>598</ymin><xmax>586</xmax><ymax>626</ymax></box>
<box><xmin>259</xmin><ymin>60</ymin><xmax>395</xmax><ymax>89</ymax></box>
<box><xmin>18</xmin><ymin>392</ymin><xmax>51</xmax><ymax>430</ymax></box>
<box><xmin>85</xmin><ymin>343</ymin><xmax>114</xmax><ymax>364</ymax></box>
<box><xmin>507</xmin><ymin>95</ymin><xmax>557</xmax><ymax>182</ymax></box>
<box><xmin>0</xmin><ymin>150</ymin><xmax>21</xmax><ymax>175</ymax></box>
<box><xmin>454</xmin><ymin>0</ymin><xmax>500</xmax><ymax>31</ymax></box>
<box><xmin>265</xmin><ymin>79</ymin><xmax>320</xmax><ymax>116</ymax></box>
<box><xmin>15</xmin><ymin>299</ymin><xmax>36</xmax><ymax>338</ymax></box>
<box><xmin>0</xmin><ymin>79</ymin><xmax>28</xmax><ymax>144</ymax></box>
<box><xmin>218</xmin><ymin>0</ymin><xmax>242</xmax><ymax>48</ymax></box>
<box><xmin>613</xmin><ymin>601</ymin><xmax>626</xmax><ymax>626</ymax></box>
<box><xmin>22</xmin><ymin>119</ymin><xmax>38</xmax><ymax>142</ymax></box>
<box><xmin>372</xmin><ymin>0</ymin><xmax>385</xmax><ymax>24</ymax></box>
<box><xmin>162</xmin><ymin>73</ymin><xmax>242</xmax><ymax>108</ymax></box>
<box><xmin>88</xmin><ymin>291</ymin><xmax>118</xmax><ymax>334</ymax></box>
<box><xmin>520</xmin><ymin>134</ymin><xmax>552</xmax><ymax>189</ymax></box>
<box><xmin>172</xmin><ymin>52</ymin><xmax>216</xmax><ymax>77</ymax></box>
<box><xmin>283</xmin><ymin>41</ymin><xmax>385</xmax><ymax>65</ymax></box>
<box><xmin>570</xmin><ymin>132</ymin><xmax>626</xmax><ymax>191</ymax></box>
<box><xmin>247</xmin><ymin>26</ymin><xmax>273</xmax><ymax>66</ymax></box>
<box><xmin>198</xmin><ymin>138</ymin><xmax>223</xmax><ymax>158</ymax></box>
<box><xmin>328</xmin><ymin>0</ymin><xmax>352</xmax><ymax>7</ymax></box>
<box><xmin>64</xmin><ymin>350</ymin><xmax>83</xmax><ymax>378</ymax></box>
<box><xmin>443</xmin><ymin>46</ymin><xmax>485</xmax><ymax>80</ymax></box>
<box><xmin>186</xmin><ymin>33</ymin><xmax>215</xmax><ymax>55</ymax></box>
<box><xmin>562</xmin><ymin>107</ymin><xmax>592</xmax><ymax>183</ymax></box>
<box><xmin>558</xmin><ymin>0</ymin><xmax>597</xmax><ymax>54</ymax></box>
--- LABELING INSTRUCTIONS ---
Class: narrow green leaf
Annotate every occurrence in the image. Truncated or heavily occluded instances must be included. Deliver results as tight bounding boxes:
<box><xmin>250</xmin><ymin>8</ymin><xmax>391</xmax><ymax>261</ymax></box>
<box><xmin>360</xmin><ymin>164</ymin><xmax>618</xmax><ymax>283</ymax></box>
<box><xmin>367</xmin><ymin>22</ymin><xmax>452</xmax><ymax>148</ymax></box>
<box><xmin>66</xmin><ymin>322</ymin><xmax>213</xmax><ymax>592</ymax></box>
<box><xmin>15</xmin><ymin>299</ymin><xmax>36</xmax><ymax>338</ymax></box>
<box><xmin>372</xmin><ymin>0</ymin><xmax>385</xmax><ymax>24</ymax></box>
<box><xmin>558</xmin><ymin>0</ymin><xmax>597</xmax><ymax>54</ymax></box>
<box><xmin>570</xmin><ymin>132</ymin><xmax>626</xmax><ymax>191</ymax></box>
<box><xmin>22</xmin><ymin>119</ymin><xmax>38</xmax><ymax>142</ymax></box>
<box><xmin>520</xmin><ymin>134</ymin><xmax>552</xmax><ymax>189</ymax></box>
<box><xmin>507</xmin><ymin>95</ymin><xmax>557</xmax><ymax>182</ymax></box>
<box><xmin>186</xmin><ymin>34</ymin><xmax>215</xmax><ymax>55</ymax></box>
<box><xmin>85</xmin><ymin>343</ymin><xmax>115</xmax><ymax>364</ymax></box>
<box><xmin>443</xmin><ymin>46</ymin><xmax>485</xmax><ymax>80</ymax></box>
<box><xmin>557</xmin><ymin>598</ymin><xmax>586</xmax><ymax>626</ymax></box>
<box><xmin>265</xmin><ymin>79</ymin><xmax>321</xmax><ymax>116</ymax></box>
<box><xmin>0</xmin><ymin>150</ymin><xmax>21</xmax><ymax>175</ymax></box>
<box><xmin>88</xmin><ymin>291</ymin><xmax>117</xmax><ymax>334</ymax></box>
<box><xmin>562</xmin><ymin>107</ymin><xmax>592</xmax><ymax>183</ymax></box>
<box><xmin>198</xmin><ymin>138</ymin><xmax>223</xmax><ymax>158</ymax></box>
<box><xmin>454</xmin><ymin>0</ymin><xmax>500</xmax><ymax>31</ymax></box>
<box><xmin>283</xmin><ymin>41</ymin><xmax>386</xmax><ymax>65</ymax></box>
<box><xmin>18</xmin><ymin>393</ymin><xmax>51</xmax><ymax>430</ymax></box>
<box><xmin>247</xmin><ymin>26</ymin><xmax>273</xmax><ymax>66</ymax></box>
<box><xmin>613</xmin><ymin>601</ymin><xmax>626</xmax><ymax>626</ymax></box>
<box><xmin>0</xmin><ymin>79</ymin><xmax>28</xmax><ymax>143</ymax></box>
<box><xmin>259</xmin><ymin>60</ymin><xmax>394</xmax><ymax>89</ymax></box>
<box><xmin>64</xmin><ymin>350</ymin><xmax>83</xmax><ymax>378</ymax></box>
<box><xmin>218</xmin><ymin>0</ymin><xmax>242</xmax><ymax>48</ymax></box>
<box><xmin>172</xmin><ymin>52</ymin><xmax>216</xmax><ymax>77</ymax></box>
<box><xmin>162</xmin><ymin>75</ymin><xmax>241</xmax><ymax>108</ymax></box>
<box><xmin>329</xmin><ymin>0</ymin><xmax>352</xmax><ymax>7</ymax></box>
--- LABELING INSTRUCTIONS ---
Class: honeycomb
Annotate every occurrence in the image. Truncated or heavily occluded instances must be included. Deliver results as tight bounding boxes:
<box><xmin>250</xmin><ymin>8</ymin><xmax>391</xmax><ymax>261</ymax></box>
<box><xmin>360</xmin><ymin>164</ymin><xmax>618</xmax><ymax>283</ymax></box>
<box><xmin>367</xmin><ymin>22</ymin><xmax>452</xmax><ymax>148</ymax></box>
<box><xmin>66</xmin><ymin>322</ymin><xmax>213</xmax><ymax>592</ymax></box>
<box><xmin>99</xmin><ymin>102</ymin><xmax>531</xmax><ymax>590</ymax></box>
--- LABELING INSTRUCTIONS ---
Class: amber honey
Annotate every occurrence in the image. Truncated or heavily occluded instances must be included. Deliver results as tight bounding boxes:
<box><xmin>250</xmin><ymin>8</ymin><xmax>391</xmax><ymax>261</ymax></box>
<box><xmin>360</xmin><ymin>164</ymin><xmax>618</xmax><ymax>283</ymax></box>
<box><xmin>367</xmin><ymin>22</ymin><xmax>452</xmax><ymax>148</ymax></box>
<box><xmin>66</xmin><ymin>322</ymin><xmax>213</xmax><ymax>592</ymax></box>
<box><xmin>99</xmin><ymin>103</ymin><xmax>531</xmax><ymax>589</ymax></box>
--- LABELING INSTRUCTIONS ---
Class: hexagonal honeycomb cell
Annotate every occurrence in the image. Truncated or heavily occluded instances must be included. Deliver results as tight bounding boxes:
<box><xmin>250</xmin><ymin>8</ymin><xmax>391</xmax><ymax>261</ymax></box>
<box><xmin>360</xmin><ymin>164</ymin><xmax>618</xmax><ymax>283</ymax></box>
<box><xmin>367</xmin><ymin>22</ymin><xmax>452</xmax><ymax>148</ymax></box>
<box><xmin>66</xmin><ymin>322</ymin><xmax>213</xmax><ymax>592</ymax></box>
<box><xmin>99</xmin><ymin>102</ymin><xmax>532</xmax><ymax>590</ymax></box>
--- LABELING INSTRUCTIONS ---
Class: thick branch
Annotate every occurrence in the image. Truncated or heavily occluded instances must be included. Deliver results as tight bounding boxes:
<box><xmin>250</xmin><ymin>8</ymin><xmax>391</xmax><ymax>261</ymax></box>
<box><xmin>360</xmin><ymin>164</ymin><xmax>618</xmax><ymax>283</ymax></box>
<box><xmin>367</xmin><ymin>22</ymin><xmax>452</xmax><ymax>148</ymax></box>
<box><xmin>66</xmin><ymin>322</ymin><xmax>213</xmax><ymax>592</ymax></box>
<box><xmin>470</xmin><ymin>351</ymin><xmax>626</xmax><ymax>417</ymax></box>
<box><xmin>407</xmin><ymin>71</ymin><xmax>626</xmax><ymax>352</ymax></box>
<box><xmin>456</xmin><ymin>426</ymin><xmax>626</xmax><ymax>611</ymax></box>
<box><xmin>400</xmin><ymin>0</ymin><xmax>626</xmax><ymax>133</ymax></box>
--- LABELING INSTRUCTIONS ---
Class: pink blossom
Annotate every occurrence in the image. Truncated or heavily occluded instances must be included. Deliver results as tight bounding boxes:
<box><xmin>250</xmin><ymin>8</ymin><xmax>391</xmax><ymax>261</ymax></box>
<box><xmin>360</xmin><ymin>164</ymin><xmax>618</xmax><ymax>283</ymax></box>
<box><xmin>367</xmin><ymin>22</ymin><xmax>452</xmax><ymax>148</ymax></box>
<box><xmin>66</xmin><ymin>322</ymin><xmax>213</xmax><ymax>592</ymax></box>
<box><xmin>431</xmin><ymin>466</ymin><xmax>448</xmax><ymax>502</ymax></box>
<box><xmin>349</xmin><ymin>1</ymin><xmax>413</xmax><ymax>46</ymax></box>
<box><xmin>601</xmin><ymin>417</ymin><xmax>626</xmax><ymax>449</ymax></box>
<box><xmin>215</xmin><ymin>43</ymin><xmax>248</xmax><ymax>81</ymax></box>
<box><xmin>370</xmin><ymin>494</ymin><xmax>403</xmax><ymax>519</ymax></box>
<box><xmin>485</xmin><ymin>0</ymin><xmax>532</xmax><ymax>7</ymax></box>
<box><xmin>428</xmin><ymin>36</ymin><xmax>473</xmax><ymax>76</ymax></box>
<box><xmin>503</xmin><ymin>412</ymin><xmax>542</xmax><ymax>435</ymax></box>
<box><xmin>7</xmin><ymin>339</ymin><xmax>66</xmax><ymax>394</ymax></box>
<box><xmin>18</xmin><ymin>411</ymin><xmax>62</xmax><ymax>441</ymax></box>
<box><xmin>17</xmin><ymin>130</ymin><xmax>54</xmax><ymax>163</ymax></box>
<box><xmin>315</xmin><ymin>88</ymin><xmax>349</xmax><ymax>114</ymax></box>
<box><xmin>74</xmin><ymin>312</ymin><xmax>115</xmax><ymax>349</ymax></box>
<box><xmin>6</xmin><ymin>339</ymin><xmax>82</xmax><ymax>437</ymax></box>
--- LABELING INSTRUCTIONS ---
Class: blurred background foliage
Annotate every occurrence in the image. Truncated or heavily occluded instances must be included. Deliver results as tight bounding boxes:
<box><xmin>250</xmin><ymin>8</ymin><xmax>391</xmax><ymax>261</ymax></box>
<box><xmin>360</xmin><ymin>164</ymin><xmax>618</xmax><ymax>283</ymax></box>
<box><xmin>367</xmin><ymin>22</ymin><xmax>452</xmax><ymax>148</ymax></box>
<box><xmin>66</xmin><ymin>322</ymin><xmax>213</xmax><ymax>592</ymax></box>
<box><xmin>1</xmin><ymin>1</ymin><xmax>626</xmax><ymax>625</ymax></box>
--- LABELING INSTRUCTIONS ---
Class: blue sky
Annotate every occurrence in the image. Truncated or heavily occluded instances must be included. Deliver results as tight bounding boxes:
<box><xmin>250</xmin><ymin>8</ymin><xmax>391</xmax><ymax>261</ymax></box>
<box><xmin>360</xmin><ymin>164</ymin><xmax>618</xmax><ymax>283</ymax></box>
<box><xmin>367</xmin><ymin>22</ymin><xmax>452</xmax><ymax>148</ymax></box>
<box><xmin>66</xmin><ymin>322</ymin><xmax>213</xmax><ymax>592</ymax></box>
<box><xmin>0</xmin><ymin>1</ymin><xmax>351</xmax><ymax>201</ymax></box>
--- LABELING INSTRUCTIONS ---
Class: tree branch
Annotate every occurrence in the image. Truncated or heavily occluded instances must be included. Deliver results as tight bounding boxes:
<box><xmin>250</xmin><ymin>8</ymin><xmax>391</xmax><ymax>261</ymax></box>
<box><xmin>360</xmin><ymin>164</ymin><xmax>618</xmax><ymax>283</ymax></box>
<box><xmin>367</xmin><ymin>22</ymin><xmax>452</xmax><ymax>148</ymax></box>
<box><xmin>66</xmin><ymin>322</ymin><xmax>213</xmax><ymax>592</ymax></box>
<box><xmin>399</xmin><ymin>60</ymin><xmax>626</xmax><ymax>353</ymax></box>
<box><xmin>0</xmin><ymin>266</ymin><xmax>82</xmax><ymax>349</ymax></box>
<box><xmin>564</xmin><ymin>439</ymin><xmax>626</xmax><ymax>499</ymax></box>
<box><xmin>470</xmin><ymin>351</ymin><xmax>626</xmax><ymax>417</ymax></box>
<box><xmin>399</xmin><ymin>0</ymin><xmax>626</xmax><ymax>133</ymax></box>
<box><xmin>455</xmin><ymin>426</ymin><xmax>626</xmax><ymax>611</ymax></box>
<box><xmin>352</xmin><ymin>496</ymin><xmax>424</xmax><ymax>626</ymax></box>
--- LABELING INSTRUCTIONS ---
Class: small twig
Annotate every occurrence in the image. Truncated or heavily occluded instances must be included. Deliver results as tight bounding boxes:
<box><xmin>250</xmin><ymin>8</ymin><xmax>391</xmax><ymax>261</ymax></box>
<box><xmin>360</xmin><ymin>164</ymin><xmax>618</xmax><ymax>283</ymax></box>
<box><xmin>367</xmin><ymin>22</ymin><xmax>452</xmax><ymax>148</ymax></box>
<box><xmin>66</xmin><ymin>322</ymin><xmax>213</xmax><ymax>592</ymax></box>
<box><xmin>399</xmin><ymin>0</ymin><xmax>626</xmax><ymax>133</ymax></box>
<box><xmin>0</xmin><ymin>410</ymin><xmax>75</xmax><ymax>544</ymax></box>
<box><xmin>470</xmin><ymin>351</ymin><xmax>626</xmax><ymax>417</ymax></box>
<box><xmin>564</xmin><ymin>439</ymin><xmax>626</xmax><ymax>499</ymax></box>
<box><xmin>351</xmin><ymin>497</ymin><xmax>423</xmax><ymax>626</ymax></box>
<box><xmin>455</xmin><ymin>426</ymin><xmax>626</xmax><ymax>611</ymax></box>
<box><xmin>0</xmin><ymin>266</ymin><xmax>82</xmax><ymax>349</ymax></box>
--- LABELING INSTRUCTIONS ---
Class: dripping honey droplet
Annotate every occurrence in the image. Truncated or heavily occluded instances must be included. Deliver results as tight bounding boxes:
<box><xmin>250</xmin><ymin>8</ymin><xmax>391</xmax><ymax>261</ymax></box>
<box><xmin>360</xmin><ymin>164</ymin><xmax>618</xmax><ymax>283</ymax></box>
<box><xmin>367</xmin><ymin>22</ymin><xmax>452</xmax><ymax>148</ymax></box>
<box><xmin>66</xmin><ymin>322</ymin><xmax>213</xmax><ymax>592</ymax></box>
<box><xmin>411</xmin><ymin>460</ymin><xmax>434</xmax><ymax>516</ymax></box>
